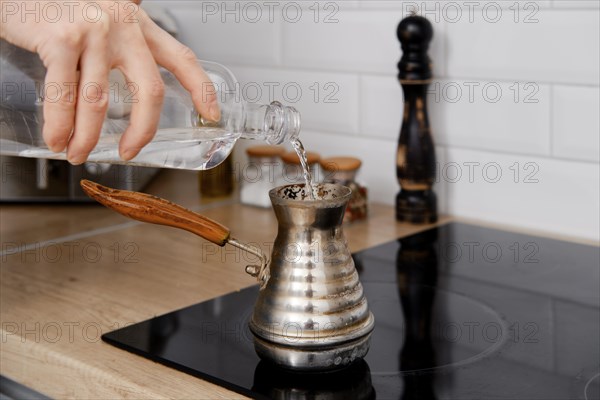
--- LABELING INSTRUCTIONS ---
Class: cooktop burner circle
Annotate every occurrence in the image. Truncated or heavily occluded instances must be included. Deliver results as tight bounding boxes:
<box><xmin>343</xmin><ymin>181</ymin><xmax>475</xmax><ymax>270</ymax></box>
<box><xmin>585</xmin><ymin>372</ymin><xmax>600</xmax><ymax>400</ymax></box>
<box><xmin>364</xmin><ymin>282</ymin><xmax>508</xmax><ymax>375</ymax></box>
<box><xmin>102</xmin><ymin>223</ymin><xmax>600</xmax><ymax>399</ymax></box>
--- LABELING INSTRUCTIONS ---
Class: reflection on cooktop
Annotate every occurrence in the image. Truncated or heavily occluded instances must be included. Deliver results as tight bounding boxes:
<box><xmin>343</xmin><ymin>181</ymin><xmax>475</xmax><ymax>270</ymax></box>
<box><xmin>103</xmin><ymin>223</ymin><xmax>600</xmax><ymax>399</ymax></box>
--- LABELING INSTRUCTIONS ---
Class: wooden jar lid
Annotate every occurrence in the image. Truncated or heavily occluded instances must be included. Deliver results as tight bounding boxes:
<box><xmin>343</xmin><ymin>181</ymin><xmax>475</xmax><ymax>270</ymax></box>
<box><xmin>246</xmin><ymin>145</ymin><xmax>285</xmax><ymax>157</ymax></box>
<box><xmin>320</xmin><ymin>157</ymin><xmax>362</xmax><ymax>172</ymax></box>
<box><xmin>281</xmin><ymin>151</ymin><xmax>320</xmax><ymax>165</ymax></box>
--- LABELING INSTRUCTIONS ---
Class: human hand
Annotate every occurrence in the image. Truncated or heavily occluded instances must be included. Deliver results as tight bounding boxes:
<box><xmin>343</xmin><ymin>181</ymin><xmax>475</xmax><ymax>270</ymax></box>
<box><xmin>0</xmin><ymin>0</ymin><xmax>219</xmax><ymax>164</ymax></box>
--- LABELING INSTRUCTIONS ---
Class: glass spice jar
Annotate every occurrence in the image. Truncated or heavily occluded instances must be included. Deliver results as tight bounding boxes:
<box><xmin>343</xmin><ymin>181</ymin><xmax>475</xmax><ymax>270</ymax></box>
<box><xmin>320</xmin><ymin>156</ymin><xmax>368</xmax><ymax>222</ymax></box>
<box><xmin>198</xmin><ymin>152</ymin><xmax>234</xmax><ymax>198</ymax></box>
<box><xmin>280</xmin><ymin>151</ymin><xmax>321</xmax><ymax>186</ymax></box>
<box><xmin>240</xmin><ymin>145</ymin><xmax>286</xmax><ymax>207</ymax></box>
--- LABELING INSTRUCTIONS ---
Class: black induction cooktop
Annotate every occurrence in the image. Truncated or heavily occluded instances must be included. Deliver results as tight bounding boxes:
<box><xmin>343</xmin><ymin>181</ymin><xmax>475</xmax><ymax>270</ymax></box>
<box><xmin>103</xmin><ymin>223</ymin><xmax>600</xmax><ymax>399</ymax></box>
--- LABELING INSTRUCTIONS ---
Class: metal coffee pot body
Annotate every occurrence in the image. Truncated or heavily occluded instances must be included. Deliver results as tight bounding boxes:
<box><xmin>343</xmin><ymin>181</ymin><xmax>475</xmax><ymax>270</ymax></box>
<box><xmin>250</xmin><ymin>184</ymin><xmax>374</xmax><ymax>370</ymax></box>
<box><xmin>80</xmin><ymin>180</ymin><xmax>374</xmax><ymax>371</ymax></box>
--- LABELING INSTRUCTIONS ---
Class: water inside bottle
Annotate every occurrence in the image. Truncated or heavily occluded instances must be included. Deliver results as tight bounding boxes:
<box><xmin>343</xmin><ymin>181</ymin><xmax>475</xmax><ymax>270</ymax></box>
<box><xmin>12</xmin><ymin>127</ymin><xmax>239</xmax><ymax>170</ymax></box>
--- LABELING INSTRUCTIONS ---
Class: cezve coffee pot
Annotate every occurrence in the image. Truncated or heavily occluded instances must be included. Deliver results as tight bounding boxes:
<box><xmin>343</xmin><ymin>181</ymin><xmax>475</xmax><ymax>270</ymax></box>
<box><xmin>80</xmin><ymin>180</ymin><xmax>374</xmax><ymax>371</ymax></box>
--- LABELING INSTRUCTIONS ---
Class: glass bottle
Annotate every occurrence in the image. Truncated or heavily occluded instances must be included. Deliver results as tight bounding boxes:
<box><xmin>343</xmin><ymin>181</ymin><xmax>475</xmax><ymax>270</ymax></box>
<box><xmin>0</xmin><ymin>45</ymin><xmax>301</xmax><ymax>170</ymax></box>
<box><xmin>198</xmin><ymin>153</ymin><xmax>234</xmax><ymax>198</ymax></box>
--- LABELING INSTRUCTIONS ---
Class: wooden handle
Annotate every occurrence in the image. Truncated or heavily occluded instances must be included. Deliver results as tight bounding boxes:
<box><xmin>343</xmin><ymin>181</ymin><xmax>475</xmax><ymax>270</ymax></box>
<box><xmin>80</xmin><ymin>179</ymin><xmax>230</xmax><ymax>246</ymax></box>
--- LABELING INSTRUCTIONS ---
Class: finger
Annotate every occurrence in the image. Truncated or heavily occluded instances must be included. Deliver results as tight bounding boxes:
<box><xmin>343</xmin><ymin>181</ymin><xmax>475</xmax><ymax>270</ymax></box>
<box><xmin>66</xmin><ymin>31</ymin><xmax>110</xmax><ymax>165</ymax></box>
<box><xmin>116</xmin><ymin>42</ymin><xmax>165</xmax><ymax>161</ymax></box>
<box><xmin>140</xmin><ymin>18</ymin><xmax>220</xmax><ymax>122</ymax></box>
<box><xmin>42</xmin><ymin>48</ymin><xmax>79</xmax><ymax>153</ymax></box>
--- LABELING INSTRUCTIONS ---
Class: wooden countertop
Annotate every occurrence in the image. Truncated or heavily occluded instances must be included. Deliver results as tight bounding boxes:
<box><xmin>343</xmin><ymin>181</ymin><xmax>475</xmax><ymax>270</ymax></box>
<box><xmin>0</xmin><ymin>170</ymin><xmax>592</xmax><ymax>399</ymax></box>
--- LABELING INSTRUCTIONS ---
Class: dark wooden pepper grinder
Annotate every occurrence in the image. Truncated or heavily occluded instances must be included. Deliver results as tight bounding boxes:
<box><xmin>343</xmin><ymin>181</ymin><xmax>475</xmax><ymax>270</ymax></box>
<box><xmin>396</xmin><ymin>16</ymin><xmax>437</xmax><ymax>224</ymax></box>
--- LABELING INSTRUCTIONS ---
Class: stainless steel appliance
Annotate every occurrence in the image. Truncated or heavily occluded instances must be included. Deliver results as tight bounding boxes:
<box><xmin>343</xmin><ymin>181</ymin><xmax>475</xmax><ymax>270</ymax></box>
<box><xmin>0</xmin><ymin>156</ymin><xmax>157</xmax><ymax>202</ymax></box>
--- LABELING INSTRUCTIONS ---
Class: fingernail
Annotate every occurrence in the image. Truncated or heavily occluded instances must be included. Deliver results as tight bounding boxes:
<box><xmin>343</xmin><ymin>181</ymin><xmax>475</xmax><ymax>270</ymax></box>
<box><xmin>68</xmin><ymin>154</ymin><xmax>87</xmax><ymax>165</ymax></box>
<box><xmin>208</xmin><ymin>104</ymin><xmax>221</xmax><ymax>122</ymax></box>
<box><xmin>48</xmin><ymin>139</ymin><xmax>67</xmax><ymax>153</ymax></box>
<box><xmin>121</xmin><ymin>148</ymin><xmax>139</xmax><ymax>161</ymax></box>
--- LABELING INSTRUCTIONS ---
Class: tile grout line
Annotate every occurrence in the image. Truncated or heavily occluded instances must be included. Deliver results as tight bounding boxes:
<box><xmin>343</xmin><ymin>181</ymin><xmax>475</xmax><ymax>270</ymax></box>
<box><xmin>443</xmin><ymin>17</ymin><xmax>449</xmax><ymax>79</ymax></box>
<box><xmin>301</xmin><ymin>128</ymin><xmax>600</xmax><ymax>165</ymax></box>
<box><xmin>224</xmin><ymin>62</ymin><xmax>600</xmax><ymax>88</ymax></box>
<box><xmin>277</xmin><ymin>12</ymin><xmax>284</xmax><ymax>67</ymax></box>
<box><xmin>549</xmin><ymin>84</ymin><xmax>555</xmax><ymax>157</ymax></box>
<box><xmin>356</xmin><ymin>72</ymin><xmax>363</xmax><ymax>136</ymax></box>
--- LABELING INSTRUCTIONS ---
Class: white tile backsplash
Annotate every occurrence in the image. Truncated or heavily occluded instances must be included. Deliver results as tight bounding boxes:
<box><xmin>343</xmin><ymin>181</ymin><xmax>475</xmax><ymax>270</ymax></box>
<box><xmin>282</xmin><ymin>10</ymin><xmax>446</xmax><ymax>76</ymax></box>
<box><xmin>552</xmin><ymin>85</ymin><xmax>600</xmax><ymax>162</ymax></box>
<box><xmin>360</xmin><ymin>0</ymin><xmax>449</xmax><ymax>10</ymax></box>
<box><xmin>430</xmin><ymin>80</ymin><xmax>552</xmax><ymax>156</ymax></box>
<box><xmin>361</xmin><ymin>77</ymin><xmax>553</xmax><ymax>156</ymax></box>
<box><xmin>169</xmin><ymin>6</ymin><xmax>281</xmax><ymax>66</ymax></box>
<box><xmin>360</xmin><ymin>74</ymin><xmax>404</xmax><ymax>140</ymax></box>
<box><xmin>228</xmin><ymin>65</ymin><xmax>360</xmax><ymax>134</ymax></box>
<box><xmin>553</xmin><ymin>0</ymin><xmax>600</xmax><ymax>8</ymax></box>
<box><xmin>442</xmin><ymin>147</ymin><xmax>600</xmax><ymax>240</ymax></box>
<box><xmin>360</xmin><ymin>1</ymin><xmax>552</xmax><ymax>10</ymax></box>
<box><xmin>157</xmin><ymin>1</ymin><xmax>600</xmax><ymax>240</ymax></box>
<box><xmin>281</xmin><ymin>0</ymin><xmax>360</xmax><ymax>9</ymax></box>
<box><xmin>446</xmin><ymin>10</ymin><xmax>600</xmax><ymax>85</ymax></box>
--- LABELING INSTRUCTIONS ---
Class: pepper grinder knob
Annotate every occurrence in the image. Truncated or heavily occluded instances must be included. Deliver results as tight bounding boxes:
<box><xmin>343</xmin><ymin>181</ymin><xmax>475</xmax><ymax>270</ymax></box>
<box><xmin>395</xmin><ymin>15</ymin><xmax>438</xmax><ymax>224</ymax></box>
<box><xmin>397</xmin><ymin>15</ymin><xmax>433</xmax><ymax>81</ymax></box>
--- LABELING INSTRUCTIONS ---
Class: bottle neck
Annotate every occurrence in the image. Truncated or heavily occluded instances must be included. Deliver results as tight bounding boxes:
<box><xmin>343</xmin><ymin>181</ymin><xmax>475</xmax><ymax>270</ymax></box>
<box><xmin>241</xmin><ymin>101</ymin><xmax>301</xmax><ymax>145</ymax></box>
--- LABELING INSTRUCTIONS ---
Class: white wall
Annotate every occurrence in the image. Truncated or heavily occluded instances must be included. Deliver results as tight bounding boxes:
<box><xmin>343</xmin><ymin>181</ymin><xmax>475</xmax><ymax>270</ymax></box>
<box><xmin>147</xmin><ymin>0</ymin><xmax>600</xmax><ymax>241</ymax></box>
